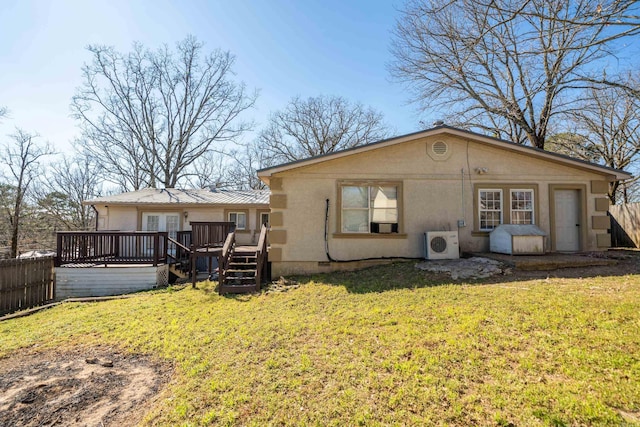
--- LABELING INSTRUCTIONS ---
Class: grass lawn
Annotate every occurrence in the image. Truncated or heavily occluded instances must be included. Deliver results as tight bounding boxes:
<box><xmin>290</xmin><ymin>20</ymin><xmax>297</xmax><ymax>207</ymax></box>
<box><xmin>1</xmin><ymin>262</ymin><xmax>639</xmax><ymax>426</ymax></box>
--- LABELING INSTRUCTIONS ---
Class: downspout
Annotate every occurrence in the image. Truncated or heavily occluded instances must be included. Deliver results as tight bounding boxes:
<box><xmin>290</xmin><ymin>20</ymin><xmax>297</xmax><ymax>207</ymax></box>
<box><xmin>91</xmin><ymin>205</ymin><xmax>99</xmax><ymax>231</ymax></box>
<box><xmin>461</xmin><ymin>168</ymin><xmax>465</xmax><ymax>223</ymax></box>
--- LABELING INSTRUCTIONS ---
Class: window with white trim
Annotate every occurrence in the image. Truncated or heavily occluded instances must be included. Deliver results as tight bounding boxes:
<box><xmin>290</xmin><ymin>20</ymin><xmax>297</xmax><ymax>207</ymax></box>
<box><xmin>341</xmin><ymin>185</ymin><xmax>398</xmax><ymax>233</ymax></box>
<box><xmin>510</xmin><ymin>190</ymin><xmax>534</xmax><ymax>225</ymax></box>
<box><xmin>479</xmin><ymin>189</ymin><xmax>502</xmax><ymax>231</ymax></box>
<box><xmin>228</xmin><ymin>212</ymin><xmax>246</xmax><ymax>230</ymax></box>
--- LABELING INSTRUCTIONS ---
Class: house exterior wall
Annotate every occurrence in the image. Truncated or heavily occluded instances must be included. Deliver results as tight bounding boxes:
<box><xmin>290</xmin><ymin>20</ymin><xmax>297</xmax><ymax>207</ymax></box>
<box><xmin>93</xmin><ymin>204</ymin><xmax>268</xmax><ymax>245</ymax></box>
<box><xmin>267</xmin><ymin>134</ymin><xmax>613</xmax><ymax>276</ymax></box>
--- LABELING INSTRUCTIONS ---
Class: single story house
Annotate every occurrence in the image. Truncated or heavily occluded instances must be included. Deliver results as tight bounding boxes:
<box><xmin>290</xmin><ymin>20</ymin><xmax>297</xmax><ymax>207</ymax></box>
<box><xmin>257</xmin><ymin>125</ymin><xmax>631</xmax><ymax>277</ymax></box>
<box><xmin>54</xmin><ymin>189</ymin><xmax>268</xmax><ymax>298</ymax></box>
<box><xmin>86</xmin><ymin>188</ymin><xmax>270</xmax><ymax>246</ymax></box>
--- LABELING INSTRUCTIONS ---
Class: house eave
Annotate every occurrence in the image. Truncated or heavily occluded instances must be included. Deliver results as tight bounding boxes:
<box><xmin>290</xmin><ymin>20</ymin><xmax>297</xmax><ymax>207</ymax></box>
<box><xmin>256</xmin><ymin>125</ymin><xmax>632</xmax><ymax>181</ymax></box>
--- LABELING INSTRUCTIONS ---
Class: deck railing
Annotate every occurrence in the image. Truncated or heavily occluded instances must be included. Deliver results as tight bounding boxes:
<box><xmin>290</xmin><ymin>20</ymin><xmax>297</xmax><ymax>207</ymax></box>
<box><xmin>168</xmin><ymin>231</ymin><xmax>192</xmax><ymax>265</ymax></box>
<box><xmin>56</xmin><ymin>231</ymin><xmax>168</xmax><ymax>266</ymax></box>
<box><xmin>215</xmin><ymin>231</ymin><xmax>236</xmax><ymax>289</ymax></box>
<box><xmin>190</xmin><ymin>222</ymin><xmax>235</xmax><ymax>248</ymax></box>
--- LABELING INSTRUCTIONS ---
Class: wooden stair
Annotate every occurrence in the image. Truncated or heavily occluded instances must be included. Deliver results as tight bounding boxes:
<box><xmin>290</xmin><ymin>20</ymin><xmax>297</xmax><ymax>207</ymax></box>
<box><xmin>168</xmin><ymin>261</ymin><xmax>190</xmax><ymax>280</ymax></box>
<box><xmin>221</xmin><ymin>249</ymin><xmax>259</xmax><ymax>293</ymax></box>
<box><xmin>217</xmin><ymin>225</ymin><xmax>269</xmax><ymax>295</ymax></box>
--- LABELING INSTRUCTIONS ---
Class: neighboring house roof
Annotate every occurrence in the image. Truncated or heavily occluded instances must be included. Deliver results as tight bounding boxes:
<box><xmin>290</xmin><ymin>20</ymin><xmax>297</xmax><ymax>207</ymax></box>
<box><xmin>85</xmin><ymin>188</ymin><xmax>270</xmax><ymax>206</ymax></box>
<box><xmin>257</xmin><ymin>124</ymin><xmax>632</xmax><ymax>181</ymax></box>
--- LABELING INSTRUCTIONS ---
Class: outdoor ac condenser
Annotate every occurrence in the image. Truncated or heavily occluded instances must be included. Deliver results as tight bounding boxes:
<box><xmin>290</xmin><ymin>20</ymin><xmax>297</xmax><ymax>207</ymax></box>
<box><xmin>424</xmin><ymin>231</ymin><xmax>460</xmax><ymax>260</ymax></box>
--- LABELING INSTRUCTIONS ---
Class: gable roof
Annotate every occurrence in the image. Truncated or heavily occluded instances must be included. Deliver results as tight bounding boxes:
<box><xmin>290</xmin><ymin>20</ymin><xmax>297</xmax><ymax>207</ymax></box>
<box><xmin>84</xmin><ymin>188</ymin><xmax>270</xmax><ymax>206</ymax></box>
<box><xmin>257</xmin><ymin>125</ymin><xmax>631</xmax><ymax>181</ymax></box>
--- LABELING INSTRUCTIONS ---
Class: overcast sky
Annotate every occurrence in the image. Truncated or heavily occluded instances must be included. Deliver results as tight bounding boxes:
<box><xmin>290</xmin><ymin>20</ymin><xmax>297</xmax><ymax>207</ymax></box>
<box><xmin>0</xmin><ymin>0</ymin><xmax>425</xmax><ymax>154</ymax></box>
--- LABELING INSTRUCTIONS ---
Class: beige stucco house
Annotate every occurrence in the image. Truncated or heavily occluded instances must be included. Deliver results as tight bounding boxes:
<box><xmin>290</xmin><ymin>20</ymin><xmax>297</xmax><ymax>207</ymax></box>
<box><xmin>86</xmin><ymin>188</ymin><xmax>270</xmax><ymax>246</ymax></box>
<box><xmin>257</xmin><ymin>125</ymin><xmax>631</xmax><ymax>277</ymax></box>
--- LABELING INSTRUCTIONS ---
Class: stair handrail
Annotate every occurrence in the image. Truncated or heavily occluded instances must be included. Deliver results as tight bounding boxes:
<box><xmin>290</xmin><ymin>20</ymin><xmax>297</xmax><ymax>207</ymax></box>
<box><xmin>167</xmin><ymin>236</ymin><xmax>191</xmax><ymax>268</ymax></box>
<box><xmin>255</xmin><ymin>224</ymin><xmax>269</xmax><ymax>290</ymax></box>
<box><xmin>168</xmin><ymin>236</ymin><xmax>191</xmax><ymax>254</ymax></box>
<box><xmin>219</xmin><ymin>231</ymin><xmax>236</xmax><ymax>289</ymax></box>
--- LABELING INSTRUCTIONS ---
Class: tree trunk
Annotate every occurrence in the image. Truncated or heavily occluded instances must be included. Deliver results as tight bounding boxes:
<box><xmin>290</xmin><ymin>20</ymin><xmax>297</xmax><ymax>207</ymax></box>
<box><xmin>10</xmin><ymin>193</ymin><xmax>21</xmax><ymax>258</ymax></box>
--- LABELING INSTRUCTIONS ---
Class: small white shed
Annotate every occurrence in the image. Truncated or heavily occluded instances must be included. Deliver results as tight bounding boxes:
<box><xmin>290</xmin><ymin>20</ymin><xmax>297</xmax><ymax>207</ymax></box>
<box><xmin>490</xmin><ymin>224</ymin><xmax>546</xmax><ymax>255</ymax></box>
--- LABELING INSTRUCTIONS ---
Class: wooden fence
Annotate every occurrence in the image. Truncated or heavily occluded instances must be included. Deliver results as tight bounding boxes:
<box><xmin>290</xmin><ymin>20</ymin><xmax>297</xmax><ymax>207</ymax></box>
<box><xmin>0</xmin><ymin>256</ymin><xmax>55</xmax><ymax>316</ymax></box>
<box><xmin>609</xmin><ymin>203</ymin><xmax>640</xmax><ymax>248</ymax></box>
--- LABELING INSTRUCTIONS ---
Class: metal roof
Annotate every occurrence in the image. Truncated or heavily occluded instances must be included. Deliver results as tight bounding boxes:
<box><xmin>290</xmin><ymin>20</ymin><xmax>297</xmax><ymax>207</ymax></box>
<box><xmin>85</xmin><ymin>188</ymin><xmax>270</xmax><ymax>206</ymax></box>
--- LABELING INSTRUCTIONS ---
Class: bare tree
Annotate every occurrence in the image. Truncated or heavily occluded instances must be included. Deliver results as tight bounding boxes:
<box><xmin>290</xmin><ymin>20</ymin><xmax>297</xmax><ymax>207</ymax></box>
<box><xmin>184</xmin><ymin>150</ymin><xmax>234</xmax><ymax>189</ymax></box>
<box><xmin>0</xmin><ymin>130</ymin><xmax>53</xmax><ymax>257</ymax></box>
<box><xmin>37</xmin><ymin>150</ymin><xmax>104</xmax><ymax>230</ymax></box>
<box><xmin>549</xmin><ymin>83</ymin><xmax>640</xmax><ymax>203</ymax></box>
<box><xmin>391</xmin><ymin>0</ymin><xmax>640</xmax><ymax>148</ymax></box>
<box><xmin>258</xmin><ymin>95</ymin><xmax>388</xmax><ymax>164</ymax></box>
<box><xmin>72</xmin><ymin>36</ymin><xmax>256</xmax><ymax>190</ymax></box>
<box><xmin>227</xmin><ymin>143</ymin><xmax>271</xmax><ymax>190</ymax></box>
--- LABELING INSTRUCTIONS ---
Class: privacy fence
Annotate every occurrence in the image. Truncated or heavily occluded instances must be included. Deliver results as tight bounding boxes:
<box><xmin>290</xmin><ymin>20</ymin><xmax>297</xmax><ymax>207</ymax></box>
<box><xmin>609</xmin><ymin>203</ymin><xmax>640</xmax><ymax>248</ymax></box>
<box><xmin>0</xmin><ymin>256</ymin><xmax>55</xmax><ymax>316</ymax></box>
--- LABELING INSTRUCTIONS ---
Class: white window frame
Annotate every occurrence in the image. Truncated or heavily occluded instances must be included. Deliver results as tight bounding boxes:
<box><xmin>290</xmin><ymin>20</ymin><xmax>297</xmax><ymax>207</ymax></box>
<box><xmin>342</xmin><ymin>186</ymin><xmax>371</xmax><ymax>233</ymax></box>
<box><xmin>478</xmin><ymin>189</ymin><xmax>503</xmax><ymax>231</ymax></box>
<box><xmin>341</xmin><ymin>184</ymin><xmax>399</xmax><ymax>234</ymax></box>
<box><xmin>228</xmin><ymin>212</ymin><xmax>247</xmax><ymax>230</ymax></box>
<box><xmin>510</xmin><ymin>189</ymin><xmax>535</xmax><ymax>225</ymax></box>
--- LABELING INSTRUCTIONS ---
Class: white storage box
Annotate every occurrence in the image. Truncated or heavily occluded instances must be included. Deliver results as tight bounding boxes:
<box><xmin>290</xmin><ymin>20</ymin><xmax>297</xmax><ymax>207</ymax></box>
<box><xmin>490</xmin><ymin>224</ymin><xmax>546</xmax><ymax>255</ymax></box>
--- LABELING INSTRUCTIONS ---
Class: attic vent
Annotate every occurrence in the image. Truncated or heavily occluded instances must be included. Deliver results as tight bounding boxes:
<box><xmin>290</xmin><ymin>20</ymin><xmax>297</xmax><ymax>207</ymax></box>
<box><xmin>432</xmin><ymin>141</ymin><xmax>448</xmax><ymax>155</ymax></box>
<box><xmin>427</xmin><ymin>140</ymin><xmax>452</xmax><ymax>161</ymax></box>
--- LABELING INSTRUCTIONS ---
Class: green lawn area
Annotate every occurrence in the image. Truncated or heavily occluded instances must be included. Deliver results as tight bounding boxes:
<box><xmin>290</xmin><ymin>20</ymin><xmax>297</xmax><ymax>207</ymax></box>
<box><xmin>1</xmin><ymin>262</ymin><xmax>639</xmax><ymax>426</ymax></box>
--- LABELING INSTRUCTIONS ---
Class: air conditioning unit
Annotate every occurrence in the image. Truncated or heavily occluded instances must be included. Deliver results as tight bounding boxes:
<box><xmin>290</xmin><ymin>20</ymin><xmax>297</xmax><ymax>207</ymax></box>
<box><xmin>424</xmin><ymin>231</ymin><xmax>459</xmax><ymax>260</ymax></box>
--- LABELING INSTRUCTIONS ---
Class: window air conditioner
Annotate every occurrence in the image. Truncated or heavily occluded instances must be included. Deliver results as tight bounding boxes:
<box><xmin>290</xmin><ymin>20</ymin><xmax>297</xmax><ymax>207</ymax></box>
<box><xmin>424</xmin><ymin>231</ymin><xmax>459</xmax><ymax>260</ymax></box>
<box><xmin>370</xmin><ymin>222</ymin><xmax>398</xmax><ymax>234</ymax></box>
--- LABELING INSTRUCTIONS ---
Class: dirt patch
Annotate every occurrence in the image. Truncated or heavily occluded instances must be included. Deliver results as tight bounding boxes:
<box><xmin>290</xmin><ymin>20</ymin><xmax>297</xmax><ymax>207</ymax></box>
<box><xmin>0</xmin><ymin>347</ymin><xmax>172</xmax><ymax>427</ymax></box>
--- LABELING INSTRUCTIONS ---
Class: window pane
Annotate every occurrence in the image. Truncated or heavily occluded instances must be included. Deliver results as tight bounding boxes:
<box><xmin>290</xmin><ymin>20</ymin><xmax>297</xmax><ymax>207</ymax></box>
<box><xmin>371</xmin><ymin>186</ymin><xmax>398</xmax><ymax>224</ymax></box>
<box><xmin>166</xmin><ymin>215</ymin><xmax>179</xmax><ymax>239</ymax></box>
<box><xmin>479</xmin><ymin>190</ymin><xmax>502</xmax><ymax>230</ymax></box>
<box><xmin>511</xmin><ymin>211</ymin><xmax>532</xmax><ymax>224</ymax></box>
<box><xmin>342</xmin><ymin>210</ymin><xmax>369</xmax><ymax>233</ymax></box>
<box><xmin>370</xmin><ymin>186</ymin><xmax>397</xmax><ymax>209</ymax></box>
<box><xmin>342</xmin><ymin>186</ymin><xmax>368</xmax><ymax>208</ymax></box>
<box><xmin>146</xmin><ymin>215</ymin><xmax>159</xmax><ymax>232</ymax></box>
<box><xmin>511</xmin><ymin>190</ymin><xmax>534</xmax><ymax>225</ymax></box>
<box><xmin>237</xmin><ymin>213</ymin><xmax>246</xmax><ymax>229</ymax></box>
<box><xmin>372</xmin><ymin>208</ymin><xmax>398</xmax><ymax>222</ymax></box>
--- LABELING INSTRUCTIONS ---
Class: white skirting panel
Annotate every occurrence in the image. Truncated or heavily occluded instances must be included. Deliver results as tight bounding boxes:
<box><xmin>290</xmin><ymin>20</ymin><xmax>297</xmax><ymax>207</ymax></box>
<box><xmin>55</xmin><ymin>265</ymin><xmax>169</xmax><ymax>299</ymax></box>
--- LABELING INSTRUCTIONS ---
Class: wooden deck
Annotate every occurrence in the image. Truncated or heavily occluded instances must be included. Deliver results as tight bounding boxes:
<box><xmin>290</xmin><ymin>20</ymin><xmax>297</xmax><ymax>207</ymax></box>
<box><xmin>55</xmin><ymin>223</ymin><xmax>269</xmax><ymax>295</ymax></box>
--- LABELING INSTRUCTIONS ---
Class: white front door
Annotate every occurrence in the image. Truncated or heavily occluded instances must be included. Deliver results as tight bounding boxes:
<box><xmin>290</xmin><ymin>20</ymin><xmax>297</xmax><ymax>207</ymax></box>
<box><xmin>554</xmin><ymin>190</ymin><xmax>580</xmax><ymax>251</ymax></box>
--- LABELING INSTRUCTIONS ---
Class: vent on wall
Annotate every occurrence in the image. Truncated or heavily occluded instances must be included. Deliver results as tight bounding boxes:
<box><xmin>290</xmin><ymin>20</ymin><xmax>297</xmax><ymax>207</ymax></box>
<box><xmin>432</xmin><ymin>141</ymin><xmax>448</xmax><ymax>155</ymax></box>
<box><xmin>427</xmin><ymin>140</ymin><xmax>452</xmax><ymax>161</ymax></box>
